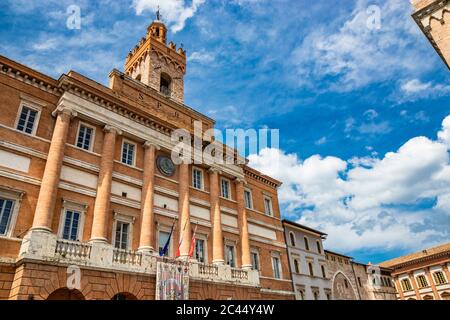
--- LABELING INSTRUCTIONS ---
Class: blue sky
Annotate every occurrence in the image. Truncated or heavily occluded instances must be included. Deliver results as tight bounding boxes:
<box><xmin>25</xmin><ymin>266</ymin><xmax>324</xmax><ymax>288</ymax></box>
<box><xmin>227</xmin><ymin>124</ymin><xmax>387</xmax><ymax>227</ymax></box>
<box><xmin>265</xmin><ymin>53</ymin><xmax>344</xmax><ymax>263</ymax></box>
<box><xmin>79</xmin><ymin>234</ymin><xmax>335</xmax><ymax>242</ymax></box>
<box><xmin>1</xmin><ymin>0</ymin><xmax>449</xmax><ymax>264</ymax></box>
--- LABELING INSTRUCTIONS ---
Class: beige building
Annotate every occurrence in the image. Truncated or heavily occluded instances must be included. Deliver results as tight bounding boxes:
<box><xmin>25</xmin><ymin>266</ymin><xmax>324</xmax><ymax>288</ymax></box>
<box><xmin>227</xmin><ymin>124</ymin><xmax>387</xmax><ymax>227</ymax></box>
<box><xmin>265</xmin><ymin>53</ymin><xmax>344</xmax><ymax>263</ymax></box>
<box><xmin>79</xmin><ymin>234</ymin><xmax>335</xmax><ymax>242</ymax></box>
<box><xmin>411</xmin><ymin>0</ymin><xmax>450</xmax><ymax>69</ymax></box>
<box><xmin>380</xmin><ymin>242</ymin><xmax>450</xmax><ymax>300</ymax></box>
<box><xmin>325</xmin><ymin>251</ymin><xmax>396</xmax><ymax>300</ymax></box>
<box><xmin>0</xmin><ymin>15</ymin><xmax>294</xmax><ymax>300</ymax></box>
<box><xmin>282</xmin><ymin>220</ymin><xmax>331</xmax><ymax>300</ymax></box>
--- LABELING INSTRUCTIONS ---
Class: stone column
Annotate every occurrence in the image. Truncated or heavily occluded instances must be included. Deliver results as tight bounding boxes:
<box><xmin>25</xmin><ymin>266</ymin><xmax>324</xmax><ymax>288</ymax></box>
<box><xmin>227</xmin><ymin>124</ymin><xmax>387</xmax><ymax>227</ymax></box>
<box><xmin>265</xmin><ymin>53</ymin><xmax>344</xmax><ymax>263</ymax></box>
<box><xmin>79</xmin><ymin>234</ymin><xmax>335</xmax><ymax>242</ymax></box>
<box><xmin>138</xmin><ymin>142</ymin><xmax>159</xmax><ymax>253</ymax></box>
<box><xmin>90</xmin><ymin>125</ymin><xmax>121</xmax><ymax>243</ymax></box>
<box><xmin>443</xmin><ymin>264</ymin><xmax>450</xmax><ymax>284</ymax></box>
<box><xmin>425</xmin><ymin>268</ymin><xmax>440</xmax><ymax>300</ymax></box>
<box><xmin>394</xmin><ymin>277</ymin><xmax>405</xmax><ymax>300</ymax></box>
<box><xmin>235</xmin><ymin>178</ymin><xmax>252</xmax><ymax>270</ymax></box>
<box><xmin>409</xmin><ymin>272</ymin><xmax>421</xmax><ymax>300</ymax></box>
<box><xmin>210</xmin><ymin>168</ymin><xmax>224</xmax><ymax>265</ymax></box>
<box><xmin>178</xmin><ymin>162</ymin><xmax>191</xmax><ymax>259</ymax></box>
<box><xmin>32</xmin><ymin>107</ymin><xmax>76</xmax><ymax>232</ymax></box>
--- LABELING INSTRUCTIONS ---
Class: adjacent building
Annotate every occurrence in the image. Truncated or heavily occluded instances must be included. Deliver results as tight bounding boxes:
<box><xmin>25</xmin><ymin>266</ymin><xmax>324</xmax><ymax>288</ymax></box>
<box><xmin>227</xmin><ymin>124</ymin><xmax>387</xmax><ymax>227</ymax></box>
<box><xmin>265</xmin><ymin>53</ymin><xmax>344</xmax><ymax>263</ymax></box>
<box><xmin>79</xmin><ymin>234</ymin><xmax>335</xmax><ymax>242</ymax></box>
<box><xmin>0</xmin><ymin>16</ymin><xmax>294</xmax><ymax>300</ymax></box>
<box><xmin>282</xmin><ymin>220</ymin><xmax>331</xmax><ymax>300</ymax></box>
<box><xmin>325</xmin><ymin>251</ymin><xmax>397</xmax><ymax>300</ymax></box>
<box><xmin>380</xmin><ymin>242</ymin><xmax>450</xmax><ymax>300</ymax></box>
<box><xmin>282</xmin><ymin>220</ymin><xmax>397</xmax><ymax>300</ymax></box>
<box><xmin>411</xmin><ymin>0</ymin><xmax>450</xmax><ymax>69</ymax></box>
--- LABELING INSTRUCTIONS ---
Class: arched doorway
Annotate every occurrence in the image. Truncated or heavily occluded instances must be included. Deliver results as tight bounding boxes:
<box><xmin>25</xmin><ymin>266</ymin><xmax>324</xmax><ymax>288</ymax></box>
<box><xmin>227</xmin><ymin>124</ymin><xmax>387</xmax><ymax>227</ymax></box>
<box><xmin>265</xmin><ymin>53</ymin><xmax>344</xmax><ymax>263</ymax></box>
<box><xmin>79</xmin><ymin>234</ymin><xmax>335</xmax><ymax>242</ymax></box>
<box><xmin>112</xmin><ymin>292</ymin><xmax>138</xmax><ymax>300</ymax></box>
<box><xmin>441</xmin><ymin>292</ymin><xmax>450</xmax><ymax>300</ymax></box>
<box><xmin>422</xmin><ymin>295</ymin><xmax>434</xmax><ymax>300</ymax></box>
<box><xmin>332</xmin><ymin>272</ymin><xmax>357</xmax><ymax>300</ymax></box>
<box><xmin>47</xmin><ymin>288</ymin><xmax>85</xmax><ymax>300</ymax></box>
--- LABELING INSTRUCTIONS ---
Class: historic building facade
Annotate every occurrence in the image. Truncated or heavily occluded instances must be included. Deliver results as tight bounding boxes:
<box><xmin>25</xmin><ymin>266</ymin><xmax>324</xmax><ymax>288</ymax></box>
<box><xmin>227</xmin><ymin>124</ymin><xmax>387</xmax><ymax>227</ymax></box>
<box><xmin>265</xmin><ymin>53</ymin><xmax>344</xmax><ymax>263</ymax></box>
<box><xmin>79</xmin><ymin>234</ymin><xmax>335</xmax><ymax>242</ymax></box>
<box><xmin>380</xmin><ymin>243</ymin><xmax>450</xmax><ymax>300</ymax></box>
<box><xmin>0</xmin><ymin>16</ymin><xmax>294</xmax><ymax>300</ymax></box>
<box><xmin>325</xmin><ymin>251</ymin><xmax>396</xmax><ymax>300</ymax></box>
<box><xmin>282</xmin><ymin>220</ymin><xmax>331</xmax><ymax>300</ymax></box>
<box><xmin>411</xmin><ymin>0</ymin><xmax>450</xmax><ymax>68</ymax></box>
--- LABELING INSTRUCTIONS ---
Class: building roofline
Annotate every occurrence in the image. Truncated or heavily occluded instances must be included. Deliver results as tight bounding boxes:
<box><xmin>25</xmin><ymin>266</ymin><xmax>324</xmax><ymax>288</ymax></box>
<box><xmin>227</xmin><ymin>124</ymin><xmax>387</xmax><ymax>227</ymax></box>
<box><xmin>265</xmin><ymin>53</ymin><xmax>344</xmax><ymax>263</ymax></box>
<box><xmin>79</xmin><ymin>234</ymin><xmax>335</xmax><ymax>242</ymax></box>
<box><xmin>282</xmin><ymin>219</ymin><xmax>327</xmax><ymax>237</ymax></box>
<box><xmin>324</xmin><ymin>249</ymin><xmax>353</xmax><ymax>260</ymax></box>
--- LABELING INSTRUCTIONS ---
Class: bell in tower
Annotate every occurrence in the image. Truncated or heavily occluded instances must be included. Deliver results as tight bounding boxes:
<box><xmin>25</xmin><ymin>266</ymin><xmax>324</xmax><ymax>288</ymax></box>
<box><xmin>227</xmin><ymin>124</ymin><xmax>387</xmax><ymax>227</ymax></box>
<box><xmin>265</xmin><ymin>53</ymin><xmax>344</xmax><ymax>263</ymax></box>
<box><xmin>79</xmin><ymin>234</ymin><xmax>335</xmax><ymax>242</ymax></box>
<box><xmin>124</xmin><ymin>9</ymin><xmax>187</xmax><ymax>104</ymax></box>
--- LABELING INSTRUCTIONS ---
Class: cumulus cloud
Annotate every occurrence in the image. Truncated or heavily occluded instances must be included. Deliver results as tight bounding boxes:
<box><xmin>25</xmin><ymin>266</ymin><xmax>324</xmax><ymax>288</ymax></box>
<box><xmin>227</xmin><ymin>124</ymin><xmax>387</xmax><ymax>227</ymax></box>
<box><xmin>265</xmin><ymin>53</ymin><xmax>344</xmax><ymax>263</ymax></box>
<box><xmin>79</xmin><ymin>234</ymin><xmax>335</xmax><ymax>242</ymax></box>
<box><xmin>248</xmin><ymin>115</ymin><xmax>450</xmax><ymax>253</ymax></box>
<box><xmin>132</xmin><ymin>0</ymin><xmax>206</xmax><ymax>33</ymax></box>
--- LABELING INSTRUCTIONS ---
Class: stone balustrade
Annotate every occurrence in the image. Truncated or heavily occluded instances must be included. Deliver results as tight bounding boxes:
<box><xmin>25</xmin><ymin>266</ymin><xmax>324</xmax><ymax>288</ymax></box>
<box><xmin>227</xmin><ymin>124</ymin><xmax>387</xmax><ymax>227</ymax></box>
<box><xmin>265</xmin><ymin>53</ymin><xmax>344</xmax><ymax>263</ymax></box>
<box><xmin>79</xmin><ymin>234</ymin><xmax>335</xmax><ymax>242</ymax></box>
<box><xmin>55</xmin><ymin>239</ymin><xmax>91</xmax><ymax>261</ymax></box>
<box><xmin>112</xmin><ymin>248</ymin><xmax>142</xmax><ymax>266</ymax></box>
<box><xmin>19</xmin><ymin>230</ymin><xmax>260</xmax><ymax>287</ymax></box>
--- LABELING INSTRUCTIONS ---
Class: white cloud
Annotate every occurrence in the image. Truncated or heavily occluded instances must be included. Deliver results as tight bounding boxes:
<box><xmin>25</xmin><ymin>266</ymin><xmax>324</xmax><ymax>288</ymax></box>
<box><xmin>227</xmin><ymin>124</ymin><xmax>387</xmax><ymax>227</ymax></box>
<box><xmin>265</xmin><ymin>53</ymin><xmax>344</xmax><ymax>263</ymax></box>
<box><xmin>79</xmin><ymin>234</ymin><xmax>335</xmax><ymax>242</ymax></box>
<box><xmin>188</xmin><ymin>51</ymin><xmax>215</xmax><ymax>64</ymax></box>
<box><xmin>401</xmin><ymin>79</ymin><xmax>431</xmax><ymax>93</ymax></box>
<box><xmin>315</xmin><ymin>136</ymin><xmax>327</xmax><ymax>145</ymax></box>
<box><xmin>398</xmin><ymin>78</ymin><xmax>450</xmax><ymax>102</ymax></box>
<box><xmin>132</xmin><ymin>0</ymin><xmax>206</xmax><ymax>33</ymax></box>
<box><xmin>291</xmin><ymin>0</ymin><xmax>433</xmax><ymax>91</ymax></box>
<box><xmin>248</xmin><ymin>115</ymin><xmax>450</xmax><ymax>253</ymax></box>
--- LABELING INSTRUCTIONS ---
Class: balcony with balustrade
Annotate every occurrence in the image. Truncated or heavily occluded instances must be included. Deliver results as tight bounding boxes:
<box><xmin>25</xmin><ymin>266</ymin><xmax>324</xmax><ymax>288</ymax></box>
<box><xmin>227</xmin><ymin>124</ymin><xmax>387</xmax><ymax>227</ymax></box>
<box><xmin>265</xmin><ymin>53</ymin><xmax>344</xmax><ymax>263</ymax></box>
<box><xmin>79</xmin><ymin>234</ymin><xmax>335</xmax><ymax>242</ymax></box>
<box><xmin>19</xmin><ymin>231</ymin><xmax>260</xmax><ymax>287</ymax></box>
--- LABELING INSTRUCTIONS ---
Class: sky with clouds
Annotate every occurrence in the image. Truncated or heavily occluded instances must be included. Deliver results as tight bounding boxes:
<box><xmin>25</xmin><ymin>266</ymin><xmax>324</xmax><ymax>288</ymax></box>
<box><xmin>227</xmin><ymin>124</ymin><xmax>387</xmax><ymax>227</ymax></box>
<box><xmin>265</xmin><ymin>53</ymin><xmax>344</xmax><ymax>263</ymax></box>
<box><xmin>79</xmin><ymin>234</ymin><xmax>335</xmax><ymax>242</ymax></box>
<box><xmin>1</xmin><ymin>0</ymin><xmax>449</xmax><ymax>263</ymax></box>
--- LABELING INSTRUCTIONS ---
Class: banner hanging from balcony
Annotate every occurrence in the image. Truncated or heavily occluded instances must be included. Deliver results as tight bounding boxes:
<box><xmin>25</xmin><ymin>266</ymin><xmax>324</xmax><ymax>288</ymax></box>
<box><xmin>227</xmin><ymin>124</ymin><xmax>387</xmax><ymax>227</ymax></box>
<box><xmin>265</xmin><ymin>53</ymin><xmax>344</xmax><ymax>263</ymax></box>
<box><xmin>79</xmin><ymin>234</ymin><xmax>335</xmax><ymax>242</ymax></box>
<box><xmin>156</xmin><ymin>261</ymin><xmax>190</xmax><ymax>300</ymax></box>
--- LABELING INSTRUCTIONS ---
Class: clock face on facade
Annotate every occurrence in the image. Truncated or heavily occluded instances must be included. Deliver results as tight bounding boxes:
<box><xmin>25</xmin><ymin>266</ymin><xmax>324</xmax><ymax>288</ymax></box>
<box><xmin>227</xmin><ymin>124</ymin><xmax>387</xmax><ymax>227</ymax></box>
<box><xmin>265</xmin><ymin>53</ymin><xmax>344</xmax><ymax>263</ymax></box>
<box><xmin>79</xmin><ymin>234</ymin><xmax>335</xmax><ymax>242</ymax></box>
<box><xmin>157</xmin><ymin>156</ymin><xmax>176</xmax><ymax>177</ymax></box>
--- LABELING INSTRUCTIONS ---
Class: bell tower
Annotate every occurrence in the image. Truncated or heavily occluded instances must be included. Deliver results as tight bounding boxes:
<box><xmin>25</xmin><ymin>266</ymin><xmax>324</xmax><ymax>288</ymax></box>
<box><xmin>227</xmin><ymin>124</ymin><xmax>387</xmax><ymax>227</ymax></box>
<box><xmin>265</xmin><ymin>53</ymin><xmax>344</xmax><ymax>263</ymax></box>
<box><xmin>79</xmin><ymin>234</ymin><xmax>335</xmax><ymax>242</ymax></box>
<box><xmin>125</xmin><ymin>10</ymin><xmax>187</xmax><ymax>103</ymax></box>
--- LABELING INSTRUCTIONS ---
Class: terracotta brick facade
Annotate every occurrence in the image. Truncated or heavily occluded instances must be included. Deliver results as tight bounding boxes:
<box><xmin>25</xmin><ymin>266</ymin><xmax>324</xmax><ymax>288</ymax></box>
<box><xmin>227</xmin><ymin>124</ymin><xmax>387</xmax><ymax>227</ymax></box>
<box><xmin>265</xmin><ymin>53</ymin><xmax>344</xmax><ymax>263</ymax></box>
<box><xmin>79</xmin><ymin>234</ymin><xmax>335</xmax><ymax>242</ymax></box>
<box><xmin>0</xmin><ymin>17</ymin><xmax>294</xmax><ymax>300</ymax></box>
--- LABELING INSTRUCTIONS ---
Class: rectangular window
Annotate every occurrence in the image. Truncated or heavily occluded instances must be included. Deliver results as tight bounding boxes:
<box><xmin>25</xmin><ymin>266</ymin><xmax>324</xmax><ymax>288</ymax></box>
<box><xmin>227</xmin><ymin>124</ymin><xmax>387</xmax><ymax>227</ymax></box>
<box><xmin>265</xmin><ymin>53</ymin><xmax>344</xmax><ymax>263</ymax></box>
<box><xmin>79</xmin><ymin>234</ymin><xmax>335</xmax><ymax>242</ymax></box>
<box><xmin>194</xmin><ymin>238</ymin><xmax>205</xmax><ymax>263</ymax></box>
<box><xmin>114</xmin><ymin>221</ymin><xmax>130</xmax><ymax>250</ymax></box>
<box><xmin>264</xmin><ymin>197</ymin><xmax>273</xmax><ymax>216</ymax></box>
<box><xmin>221</xmin><ymin>179</ymin><xmax>230</xmax><ymax>199</ymax></box>
<box><xmin>0</xmin><ymin>198</ymin><xmax>15</xmax><ymax>236</ymax></box>
<box><xmin>416</xmin><ymin>275</ymin><xmax>428</xmax><ymax>288</ymax></box>
<box><xmin>401</xmin><ymin>278</ymin><xmax>412</xmax><ymax>292</ymax></box>
<box><xmin>272</xmin><ymin>256</ymin><xmax>281</xmax><ymax>279</ymax></box>
<box><xmin>121</xmin><ymin>141</ymin><xmax>136</xmax><ymax>166</ymax></box>
<box><xmin>159</xmin><ymin>231</ymin><xmax>171</xmax><ymax>257</ymax></box>
<box><xmin>16</xmin><ymin>106</ymin><xmax>38</xmax><ymax>134</ymax></box>
<box><xmin>251</xmin><ymin>252</ymin><xmax>260</xmax><ymax>271</ymax></box>
<box><xmin>192</xmin><ymin>168</ymin><xmax>203</xmax><ymax>190</ymax></box>
<box><xmin>62</xmin><ymin>210</ymin><xmax>81</xmax><ymax>241</ymax></box>
<box><xmin>244</xmin><ymin>190</ymin><xmax>253</xmax><ymax>209</ymax></box>
<box><xmin>76</xmin><ymin>124</ymin><xmax>94</xmax><ymax>151</ymax></box>
<box><xmin>433</xmin><ymin>271</ymin><xmax>447</xmax><ymax>285</ymax></box>
<box><xmin>225</xmin><ymin>244</ymin><xmax>236</xmax><ymax>267</ymax></box>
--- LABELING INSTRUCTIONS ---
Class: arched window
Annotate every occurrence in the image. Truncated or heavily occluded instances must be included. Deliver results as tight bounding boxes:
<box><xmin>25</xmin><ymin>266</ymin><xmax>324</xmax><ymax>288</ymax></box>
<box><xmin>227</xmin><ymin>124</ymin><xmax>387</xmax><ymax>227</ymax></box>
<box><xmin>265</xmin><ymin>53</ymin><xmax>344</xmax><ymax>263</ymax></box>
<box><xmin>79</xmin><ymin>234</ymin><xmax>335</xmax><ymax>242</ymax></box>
<box><xmin>304</xmin><ymin>237</ymin><xmax>309</xmax><ymax>251</ymax></box>
<box><xmin>321</xmin><ymin>265</ymin><xmax>326</xmax><ymax>278</ymax></box>
<box><xmin>289</xmin><ymin>232</ymin><xmax>296</xmax><ymax>247</ymax></box>
<box><xmin>344</xmin><ymin>279</ymin><xmax>349</xmax><ymax>289</ymax></box>
<box><xmin>313</xmin><ymin>291</ymin><xmax>319</xmax><ymax>300</ymax></box>
<box><xmin>316</xmin><ymin>241</ymin><xmax>322</xmax><ymax>254</ymax></box>
<box><xmin>160</xmin><ymin>73</ymin><xmax>172</xmax><ymax>96</ymax></box>
<box><xmin>294</xmin><ymin>259</ymin><xmax>300</xmax><ymax>274</ymax></box>
<box><xmin>135</xmin><ymin>74</ymin><xmax>142</xmax><ymax>82</ymax></box>
<box><xmin>308</xmin><ymin>262</ymin><xmax>314</xmax><ymax>277</ymax></box>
